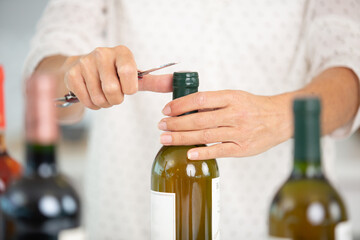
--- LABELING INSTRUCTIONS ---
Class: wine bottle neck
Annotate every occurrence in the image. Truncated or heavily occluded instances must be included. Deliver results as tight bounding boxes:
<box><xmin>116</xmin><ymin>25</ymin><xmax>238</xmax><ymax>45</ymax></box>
<box><xmin>173</xmin><ymin>87</ymin><xmax>198</xmax><ymax>100</ymax></box>
<box><xmin>291</xmin><ymin>110</ymin><xmax>323</xmax><ymax>179</ymax></box>
<box><xmin>25</xmin><ymin>143</ymin><xmax>57</xmax><ymax>177</ymax></box>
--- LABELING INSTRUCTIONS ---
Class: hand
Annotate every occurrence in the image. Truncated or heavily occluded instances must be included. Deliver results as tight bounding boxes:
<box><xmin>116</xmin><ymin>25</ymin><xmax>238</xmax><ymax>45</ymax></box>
<box><xmin>62</xmin><ymin>45</ymin><xmax>173</xmax><ymax>110</ymax></box>
<box><xmin>158</xmin><ymin>90</ymin><xmax>292</xmax><ymax>160</ymax></box>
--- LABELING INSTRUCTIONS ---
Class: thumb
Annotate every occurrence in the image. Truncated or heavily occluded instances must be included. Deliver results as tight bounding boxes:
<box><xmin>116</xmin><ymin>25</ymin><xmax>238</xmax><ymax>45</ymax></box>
<box><xmin>138</xmin><ymin>74</ymin><xmax>173</xmax><ymax>93</ymax></box>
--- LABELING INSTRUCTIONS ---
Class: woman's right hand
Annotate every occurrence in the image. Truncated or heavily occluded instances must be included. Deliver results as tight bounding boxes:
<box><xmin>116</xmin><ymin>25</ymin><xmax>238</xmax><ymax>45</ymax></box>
<box><xmin>62</xmin><ymin>45</ymin><xmax>173</xmax><ymax>110</ymax></box>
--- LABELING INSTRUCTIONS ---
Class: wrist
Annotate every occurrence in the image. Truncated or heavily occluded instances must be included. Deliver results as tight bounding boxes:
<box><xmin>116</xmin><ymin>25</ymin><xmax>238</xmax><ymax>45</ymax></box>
<box><xmin>270</xmin><ymin>92</ymin><xmax>294</xmax><ymax>142</ymax></box>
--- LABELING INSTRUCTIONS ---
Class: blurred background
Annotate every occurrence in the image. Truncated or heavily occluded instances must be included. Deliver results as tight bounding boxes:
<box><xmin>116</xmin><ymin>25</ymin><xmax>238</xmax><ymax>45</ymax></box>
<box><xmin>1</xmin><ymin>0</ymin><xmax>359</xmax><ymax>239</ymax></box>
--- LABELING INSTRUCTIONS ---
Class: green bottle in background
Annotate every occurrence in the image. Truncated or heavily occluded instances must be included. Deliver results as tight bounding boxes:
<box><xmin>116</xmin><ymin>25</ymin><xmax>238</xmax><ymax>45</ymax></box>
<box><xmin>151</xmin><ymin>72</ymin><xmax>220</xmax><ymax>240</ymax></box>
<box><xmin>268</xmin><ymin>97</ymin><xmax>351</xmax><ymax>240</ymax></box>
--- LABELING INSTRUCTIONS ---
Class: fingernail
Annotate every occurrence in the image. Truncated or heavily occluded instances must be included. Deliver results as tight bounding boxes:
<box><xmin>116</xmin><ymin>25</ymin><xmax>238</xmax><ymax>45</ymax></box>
<box><xmin>158</xmin><ymin>121</ymin><xmax>167</xmax><ymax>130</ymax></box>
<box><xmin>160</xmin><ymin>134</ymin><xmax>172</xmax><ymax>144</ymax></box>
<box><xmin>162</xmin><ymin>105</ymin><xmax>171</xmax><ymax>115</ymax></box>
<box><xmin>187</xmin><ymin>151</ymin><xmax>199</xmax><ymax>160</ymax></box>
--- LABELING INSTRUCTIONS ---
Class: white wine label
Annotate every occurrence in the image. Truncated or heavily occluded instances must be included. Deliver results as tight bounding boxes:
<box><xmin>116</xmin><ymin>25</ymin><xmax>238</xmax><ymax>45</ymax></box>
<box><xmin>58</xmin><ymin>227</ymin><xmax>85</xmax><ymax>240</ymax></box>
<box><xmin>151</xmin><ymin>191</ymin><xmax>176</xmax><ymax>240</ymax></box>
<box><xmin>212</xmin><ymin>177</ymin><xmax>220</xmax><ymax>240</ymax></box>
<box><xmin>335</xmin><ymin>221</ymin><xmax>352</xmax><ymax>240</ymax></box>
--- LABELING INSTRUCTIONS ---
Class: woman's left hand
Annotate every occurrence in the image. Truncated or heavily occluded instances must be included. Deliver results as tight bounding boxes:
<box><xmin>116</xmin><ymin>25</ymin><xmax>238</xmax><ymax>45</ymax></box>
<box><xmin>158</xmin><ymin>90</ymin><xmax>292</xmax><ymax>160</ymax></box>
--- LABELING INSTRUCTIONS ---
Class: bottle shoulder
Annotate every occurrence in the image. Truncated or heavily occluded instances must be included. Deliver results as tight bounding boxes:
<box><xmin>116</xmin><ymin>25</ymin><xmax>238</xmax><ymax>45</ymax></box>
<box><xmin>270</xmin><ymin>178</ymin><xmax>348</xmax><ymax>220</ymax></box>
<box><xmin>5</xmin><ymin>174</ymin><xmax>79</xmax><ymax>197</ymax></box>
<box><xmin>1</xmin><ymin>174</ymin><xmax>80</xmax><ymax>220</ymax></box>
<box><xmin>278</xmin><ymin>178</ymin><xmax>342</xmax><ymax>194</ymax></box>
<box><xmin>152</xmin><ymin>145</ymin><xmax>219</xmax><ymax>178</ymax></box>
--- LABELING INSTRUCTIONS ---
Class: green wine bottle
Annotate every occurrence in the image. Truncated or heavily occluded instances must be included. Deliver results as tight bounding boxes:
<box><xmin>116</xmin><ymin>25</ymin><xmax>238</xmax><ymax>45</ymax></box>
<box><xmin>268</xmin><ymin>97</ymin><xmax>351</xmax><ymax>240</ymax></box>
<box><xmin>151</xmin><ymin>72</ymin><xmax>220</xmax><ymax>240</ymax></box>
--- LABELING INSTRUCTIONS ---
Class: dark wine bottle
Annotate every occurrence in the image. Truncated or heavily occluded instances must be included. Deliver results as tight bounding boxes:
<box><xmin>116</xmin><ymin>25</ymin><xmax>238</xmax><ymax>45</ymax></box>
<box><xmin>0</xmin><ymin>74</ymin><xmax>81</xmax><ymax>240</ymax></box>
<box><xmin>151</xmin><ymin>72</ymin><xmax>220</xmax><ymax>240</ymax></box>
<box><xmin>0</xmin><ymin>65</ymin><xmax>22</xmax><ymax>195</ymax></box>
<box><xmin>268</xmin><ymin>97</ymin><xmax>351</xmax><ymax>240</ymax></box>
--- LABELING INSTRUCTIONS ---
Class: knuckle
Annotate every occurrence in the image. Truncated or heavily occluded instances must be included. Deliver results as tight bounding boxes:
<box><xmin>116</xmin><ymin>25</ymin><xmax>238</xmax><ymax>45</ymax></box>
<box><xmin>194</xmin><ymin>115</ymin><xmax>207</xmax><ymax>128</ymax></box>
<box><xmin>118</xmin><ymin>64</ymin><xmax>137</xmax><ymax>78</ymax></box>
<box><xmin>217</xmin><ymin>144</ymin><xmax>229</xmax><ymax>157</ymax></box>
<box><xmin>212</xmin><ymin>145</ymin><xmax>223</xmax><ymax>157</ymax></box>
<box><xmin>201</xmin><ymin>129</ymin><xmax>213</xmax><ymax>143</ymax></box>
<box><xmin>79</xmin><ymin>56</ymin><xmax>91</xmax><ymax>67</ymax></box>
<box><xmin>198</xmin><ymin>149</ymin><xmax>208</xmax><ymax>159</ymax></box>
<box><xmin>92</xmin><ymin>95</ymin><xmax>108</xmax><ymax>107</ymax></box>
<box><xmin>114</xmin><ymin>45</ymin><xmax>130</xmax><ymax>53</ymax></box>
<box><xmin>193</xmin><ymin>92</ymin><xmax>206</xmax><ymax>107</ymax></box>
<box><xmin>65</xmin><ymin>68</ymin><xmax>80</xmax><ymax>89</ymax></box>
<box><xmin>176</xmin><ymin>133</ymin><xmax>187</xmax><ymax>145</ymax></box>
<box><xmin>67</xmin><ymin>67</ymin><xmax>79</xmax><ymax>80</ymax></box>
<box><xmin>103</xmin><ymin>82</ymin><xmax>120</xmax><ymax>95</ymax></box>
<box><xmin>232</xmin><ymin>110</ymin><xmax>244</xmax><ymax>124</ymax></box>
<box><xmin>224</xmin><ymin>90</ymin><xmax>237</xmax><ymax>103</ymax></box>
<box><xmin>94</xmin><ymin>47</ymin><xmax>111</xmax><ymax>59</ymax></box>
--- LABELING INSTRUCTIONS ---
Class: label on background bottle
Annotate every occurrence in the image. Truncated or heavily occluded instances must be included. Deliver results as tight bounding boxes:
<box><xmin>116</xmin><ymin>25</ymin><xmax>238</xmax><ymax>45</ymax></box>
<box><xmin>151</xmin><ymin>191</ymin><xmax>176</xmax><ymax>240</ymax></box>
<box><xmin>335</xmin><ymin>221</ymin><xmax>352</xmax><ymax>240</ymax></box>
<box><xmin>212</xmin><ymin>177</ymin><xmax>220</xmax><ymax>240</ymax></box>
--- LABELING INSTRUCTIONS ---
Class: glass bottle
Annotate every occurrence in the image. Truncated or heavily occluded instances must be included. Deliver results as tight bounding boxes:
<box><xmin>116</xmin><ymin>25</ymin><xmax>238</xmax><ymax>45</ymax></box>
<box><xmin>268</xmin><ymin>97</ymin><xmax>351</xmax><ymax>240</ymax></box>
<box><xmin>1</xmin><ymin>74</ymin><xmax>81</xmax><ymax>240</ymax></box>
<box><xmin>151</xmin><ymin>72</ymin><xmax>220</xmax><ymax>240</ymax></box>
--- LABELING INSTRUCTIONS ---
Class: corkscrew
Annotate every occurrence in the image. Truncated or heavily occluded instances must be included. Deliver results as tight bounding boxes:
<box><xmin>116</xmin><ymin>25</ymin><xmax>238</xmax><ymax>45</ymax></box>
<box><xmin>54</xmin><ymin>62</ymin><xmax>178</xmax><ymax>107</ymax></box>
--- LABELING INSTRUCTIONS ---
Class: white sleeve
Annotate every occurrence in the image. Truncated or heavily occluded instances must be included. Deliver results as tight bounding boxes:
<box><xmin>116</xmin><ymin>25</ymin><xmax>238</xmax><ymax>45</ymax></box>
<box><xmin>23</xmin><ymin>0</ymin><xmax>107</xmax><ymax>78</ymax></box>
<box><xmin>305</xmin><ymin>0</ymin><xmax>360</xmax><ymax>138</ymax></box>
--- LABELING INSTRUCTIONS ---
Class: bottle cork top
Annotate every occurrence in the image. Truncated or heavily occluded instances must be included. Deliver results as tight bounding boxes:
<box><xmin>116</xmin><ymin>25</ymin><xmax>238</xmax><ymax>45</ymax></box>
<box><xmin>173</xmin><ymin>72</ymin><xmax>199</xmax><ymax>88</ymax></box>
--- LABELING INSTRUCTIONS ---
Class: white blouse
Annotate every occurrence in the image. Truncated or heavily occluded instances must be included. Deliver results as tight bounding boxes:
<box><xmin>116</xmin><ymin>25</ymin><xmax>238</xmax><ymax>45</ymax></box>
<box><xmin>24</xmin><ymin>0</ymin><xmax>360</xmax><ymax>239</ymax></box>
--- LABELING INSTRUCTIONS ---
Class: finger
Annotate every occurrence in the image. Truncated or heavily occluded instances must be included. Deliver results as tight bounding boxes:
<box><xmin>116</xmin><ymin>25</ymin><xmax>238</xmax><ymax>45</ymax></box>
<box><xmin>138</xmin><ymin>74</ymin><xmax>173</xmax><ymax>93</ymax></box>
<box><xmin>114</xmin><ymin>46</ymin><xmax>138</xmax><ymax>95</ymax></box>
<box><xmin>158</xmin><ymin>109</ymin><xmax>232</xmax><ymax>131</ymax></box>
<box><xmin>95</xmin><ymin>48</ymin><xmax>124</xmax><ymax>105</ymax></box>
<box><xmin>160</xmin><ymin>127</ymin><xmax>235</xmax><ymax>146</ymax></box>
<box><xmin>187</xmin><ymin>143</ymin><xmax>238</xmax><ymax>160</ymax></box>
<box><xmin>80</xmin><ymin>56</ymin><xmax>111</xmax><ymax>108</ymax></box>
<box><xmin>65</xmin><ymin>67</ymin><xmax>99</xmax><ymax>110</ymax></box>
<box><xmin>162</xmin><ymin>91</ymin><xmax>232</xmax><ymax>116</ymax></box>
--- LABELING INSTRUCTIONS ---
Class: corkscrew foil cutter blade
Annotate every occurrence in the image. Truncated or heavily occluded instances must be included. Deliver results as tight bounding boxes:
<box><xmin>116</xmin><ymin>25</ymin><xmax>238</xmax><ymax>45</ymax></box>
<box><xmin>54</xmin><ymin>62</ymin><xmax>178</xmax><ymax>107</ymax></box>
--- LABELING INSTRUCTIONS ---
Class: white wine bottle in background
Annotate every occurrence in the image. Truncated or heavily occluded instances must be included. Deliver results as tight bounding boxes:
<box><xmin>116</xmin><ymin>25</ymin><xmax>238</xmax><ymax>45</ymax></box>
<box><xmin>268</xmin><ymin>97</ymin><xmax>351</xmax><ymax>240</ymax></box>
<box><xmin>151</xmin><ymin>72</ymin><xmax>220</xmax><ymax>240</ymax></box>
<box><xmin>0</xmin><ymin>65</ymin><xmax>22</xmax><ymax>195</ymax></box>
<box><xmin>0</xmin><ymin>74</ymin><xmax>80</xmax><ymax>240</ymax></box>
